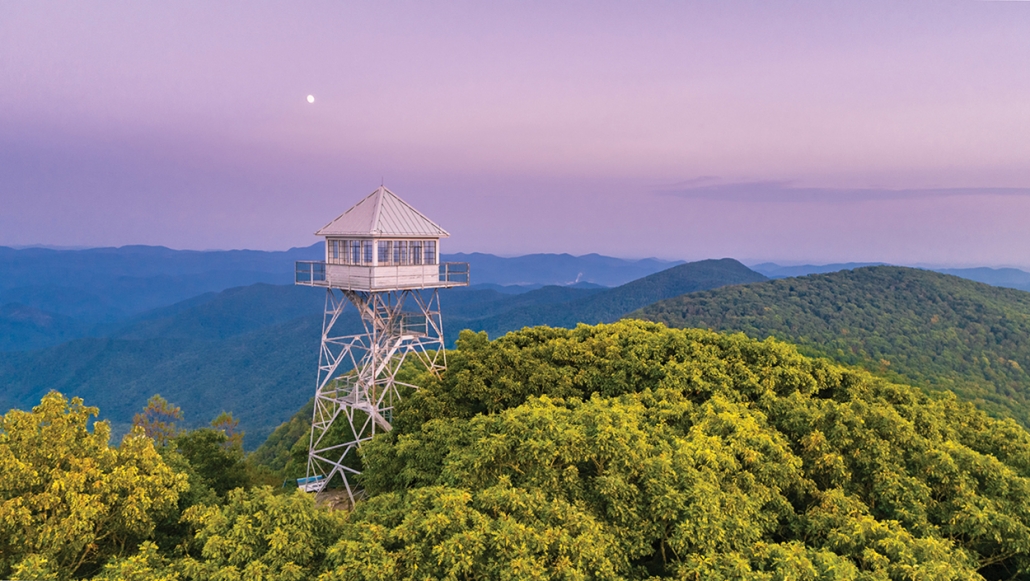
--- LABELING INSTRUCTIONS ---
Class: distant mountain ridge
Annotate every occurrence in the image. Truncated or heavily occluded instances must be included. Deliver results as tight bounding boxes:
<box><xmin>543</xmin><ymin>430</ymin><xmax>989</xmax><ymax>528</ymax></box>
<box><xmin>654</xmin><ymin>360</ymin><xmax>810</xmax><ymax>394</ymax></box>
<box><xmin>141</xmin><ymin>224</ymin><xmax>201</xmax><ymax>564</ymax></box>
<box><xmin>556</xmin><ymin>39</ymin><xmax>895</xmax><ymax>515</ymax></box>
<box><xmin>0</xmin><ymin>245</ymin><xmax>680</xmax><ymax>352</ymax></box>
<box><xmin>0</xmin><ymin>244</ymin><xmax>323</xmax><ymax>326</ymax></box>
<box><xmin>446</xmin><ymin>252</ymin><xmax>684</xmax><ymax>287</ymax></box>
<box><xmin>459</xmin><ymin>258</ymin><xmax>767</xmax><ymax>338</ymax></box>
<box><xmin>635</xmin><ymin>265</ymin><xmax>1030</xmax><ymax>426</ymax></box>
<box><xmin>750</xmin><ymin>262</ymin><xmax>885</xmax><ymax>278</ymax></box>
<box><xmin>936</xmin><ymin>267</ymin><xmax>1030</xmax><ymax>293</ymax></box>
<box><xmin>6</xmin><ymin>244</ymin><xmax>1027</xmax><ymax>354</ymax></box>
<box><xmin>752</xmin><ymin>261</ymin><xmax>1030</xmax><ymax>292</ymax></box>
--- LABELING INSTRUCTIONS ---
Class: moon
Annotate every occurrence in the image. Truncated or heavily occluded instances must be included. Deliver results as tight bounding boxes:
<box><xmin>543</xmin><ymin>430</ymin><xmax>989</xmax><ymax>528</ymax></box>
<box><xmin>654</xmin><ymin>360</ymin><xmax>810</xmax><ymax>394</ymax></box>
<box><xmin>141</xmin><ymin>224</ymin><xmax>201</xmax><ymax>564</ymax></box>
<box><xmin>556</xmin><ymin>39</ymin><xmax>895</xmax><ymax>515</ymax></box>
<box><xmin>307</xmin><ymin>95</ymin><xmax>315</xmax><ymax>104</ymax></box>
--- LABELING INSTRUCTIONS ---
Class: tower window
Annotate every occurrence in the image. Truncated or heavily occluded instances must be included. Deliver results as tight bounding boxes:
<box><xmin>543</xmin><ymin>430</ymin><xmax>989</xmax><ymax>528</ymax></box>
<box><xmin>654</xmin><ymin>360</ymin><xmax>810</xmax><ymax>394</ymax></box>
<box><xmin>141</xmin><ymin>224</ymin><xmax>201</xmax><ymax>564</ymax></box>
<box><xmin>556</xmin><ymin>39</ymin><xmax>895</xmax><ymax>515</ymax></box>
<box><xmin>350</xmin><ymin>240</ymin><xmax>361</xmax><ymax>264</ymax></box>
<box><xmin>411</xmin><ymin>241</ymin><xmax>423</xmax><ymax>265</ymax></box>
<box><xmin>424</xmin><ymin>241</ymin><xmax>436</xmax><ymax>265</ymax></box>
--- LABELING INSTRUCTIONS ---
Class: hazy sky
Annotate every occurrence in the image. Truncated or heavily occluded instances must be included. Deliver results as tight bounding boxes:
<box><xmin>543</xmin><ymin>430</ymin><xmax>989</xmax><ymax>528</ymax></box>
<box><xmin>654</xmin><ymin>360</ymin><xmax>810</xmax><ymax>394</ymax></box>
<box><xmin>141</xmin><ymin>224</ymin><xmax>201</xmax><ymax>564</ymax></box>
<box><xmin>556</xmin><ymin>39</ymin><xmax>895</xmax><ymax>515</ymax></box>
<box><xmin>2</xmin><ymin>1</ymin><xmax>1029</xmax><ymax>266</ymax></box>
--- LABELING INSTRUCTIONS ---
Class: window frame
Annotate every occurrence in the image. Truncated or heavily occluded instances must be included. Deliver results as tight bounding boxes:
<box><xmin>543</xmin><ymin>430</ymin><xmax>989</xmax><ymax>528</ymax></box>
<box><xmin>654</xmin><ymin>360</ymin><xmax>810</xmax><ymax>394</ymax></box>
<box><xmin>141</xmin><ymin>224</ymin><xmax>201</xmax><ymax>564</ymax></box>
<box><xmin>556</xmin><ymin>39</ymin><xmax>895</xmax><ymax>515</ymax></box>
<box><xmin>424</xmin><ymin>240</ymin><xmax>436</xmax><ymax>265</ymax></box>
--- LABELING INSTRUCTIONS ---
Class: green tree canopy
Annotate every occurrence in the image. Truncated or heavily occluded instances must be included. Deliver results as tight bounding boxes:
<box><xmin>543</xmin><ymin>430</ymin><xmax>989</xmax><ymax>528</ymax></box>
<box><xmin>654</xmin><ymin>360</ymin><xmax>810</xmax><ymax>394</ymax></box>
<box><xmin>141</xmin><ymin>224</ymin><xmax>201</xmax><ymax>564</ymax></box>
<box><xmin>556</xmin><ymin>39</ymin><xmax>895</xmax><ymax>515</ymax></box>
<box><xmin>341</xmin><ymin>321</ymin><xmax>1030</xmax><ymax>579</ymax></box>
<box><xmin>16</xmin><ymin>321</ymin><xmax>1030</xmax><ymax>580</ymax></box>
<box><xmin>0</xmin><ymin>392</ymin><xmax>188</xmax><ymax>580</ymax></box>
<box><xmin>97</xmin><ymin>487</ymin><xmax>346</xmax><ymax>581</ymax></box>
<box><xmin>633</xmin><ymin>266</ymin><xmax>1030</xmax><ymax>426</ymax></box>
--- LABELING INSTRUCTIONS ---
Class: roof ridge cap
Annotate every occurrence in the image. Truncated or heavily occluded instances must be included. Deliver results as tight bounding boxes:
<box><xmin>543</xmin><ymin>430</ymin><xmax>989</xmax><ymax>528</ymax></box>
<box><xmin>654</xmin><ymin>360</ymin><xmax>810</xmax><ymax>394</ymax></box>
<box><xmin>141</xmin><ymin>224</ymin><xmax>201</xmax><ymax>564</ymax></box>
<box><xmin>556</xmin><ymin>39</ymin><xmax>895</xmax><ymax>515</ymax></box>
<box><xmin>371</xmin><ymin>186</ymin><xmax>387</xmax><ymax>235</ymax></box>
<box><xmin>315</xmin><ymin>186</ymin><xmax>451</xmax><ymax>237</ymax></box>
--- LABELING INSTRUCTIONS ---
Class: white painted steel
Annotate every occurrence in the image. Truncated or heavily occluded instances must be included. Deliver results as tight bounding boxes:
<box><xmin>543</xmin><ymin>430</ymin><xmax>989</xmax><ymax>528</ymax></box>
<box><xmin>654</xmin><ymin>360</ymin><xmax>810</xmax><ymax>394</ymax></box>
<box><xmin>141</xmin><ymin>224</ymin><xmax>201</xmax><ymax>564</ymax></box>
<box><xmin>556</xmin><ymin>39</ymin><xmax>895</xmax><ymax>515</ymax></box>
<box><xmin>304</xmin><ymin>288</ymin><xmax>451</xmax><ymax>504</ymax></box>
<box><xmin>300</xmin><ymin>187</ymin><xmax>468</xmax><ymax>504</ymax></box>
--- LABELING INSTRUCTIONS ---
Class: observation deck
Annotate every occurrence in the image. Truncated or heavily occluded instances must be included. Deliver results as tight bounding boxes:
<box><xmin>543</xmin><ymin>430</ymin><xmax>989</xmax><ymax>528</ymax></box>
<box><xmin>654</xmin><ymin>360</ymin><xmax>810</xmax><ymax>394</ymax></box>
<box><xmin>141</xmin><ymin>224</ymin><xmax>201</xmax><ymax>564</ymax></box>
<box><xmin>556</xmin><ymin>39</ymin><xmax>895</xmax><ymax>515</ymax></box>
<box><xmin>295</xmin><ymin>261</ymin><xmax>469</xmax><ymax>292</ymax></box>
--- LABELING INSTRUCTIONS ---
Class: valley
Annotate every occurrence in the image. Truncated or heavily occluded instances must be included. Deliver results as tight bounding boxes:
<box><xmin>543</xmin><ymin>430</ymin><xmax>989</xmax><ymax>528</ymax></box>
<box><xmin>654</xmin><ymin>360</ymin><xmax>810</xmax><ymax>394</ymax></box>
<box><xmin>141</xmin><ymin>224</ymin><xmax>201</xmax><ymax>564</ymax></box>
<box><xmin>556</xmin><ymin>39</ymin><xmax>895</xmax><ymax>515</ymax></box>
<box><xmin>5</xmin><ymin>245</ymin><xmax>1030</xmax><ymax>451</ymax></box>
<box><xmin>7</xmin><ymin>247</ymin><xmax>1030</xmax><ymax>580</ymax></box>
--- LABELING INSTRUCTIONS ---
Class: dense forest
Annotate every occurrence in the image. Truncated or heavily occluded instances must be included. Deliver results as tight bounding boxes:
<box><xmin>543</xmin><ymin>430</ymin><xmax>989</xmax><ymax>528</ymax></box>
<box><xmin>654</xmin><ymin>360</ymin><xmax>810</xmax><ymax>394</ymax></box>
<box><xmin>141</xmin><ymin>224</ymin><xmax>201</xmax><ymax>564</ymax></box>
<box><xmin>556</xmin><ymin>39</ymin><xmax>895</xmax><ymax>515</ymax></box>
<box><xmin>0</xmin><ymin>259</ymin><xmax>760</xmax><ymax>445</ymax></box>
<box><xmin>636</xmin><ymin>266</ymin><xmax>1030</xmax><ymax>426</ymax></box>
<box><xmin>6</xmin><ymin>321</ymin><xmax>1030</xmax><ymax>579</ymax></box>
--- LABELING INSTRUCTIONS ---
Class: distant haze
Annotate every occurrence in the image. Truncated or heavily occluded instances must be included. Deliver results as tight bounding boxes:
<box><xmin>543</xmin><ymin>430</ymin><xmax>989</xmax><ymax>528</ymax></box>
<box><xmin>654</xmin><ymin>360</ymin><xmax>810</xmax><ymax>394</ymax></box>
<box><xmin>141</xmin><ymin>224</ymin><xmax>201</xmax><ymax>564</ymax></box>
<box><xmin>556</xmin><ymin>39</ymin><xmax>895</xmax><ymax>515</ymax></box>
<box><xmin>2</xmin><ymin>2</ymin><xmax>1030</xmax><ymax>267</ymax></box>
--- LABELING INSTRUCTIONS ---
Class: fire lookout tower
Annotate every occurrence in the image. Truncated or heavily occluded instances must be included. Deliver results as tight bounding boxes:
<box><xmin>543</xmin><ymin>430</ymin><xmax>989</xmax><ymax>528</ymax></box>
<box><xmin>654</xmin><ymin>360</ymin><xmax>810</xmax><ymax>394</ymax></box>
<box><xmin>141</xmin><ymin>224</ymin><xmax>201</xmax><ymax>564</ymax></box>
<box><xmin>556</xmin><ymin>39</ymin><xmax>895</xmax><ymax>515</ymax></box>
<box><xmin>295</xmin><ymin>186</ymin><xmax>469</xmax><ymax>500</ymax></box>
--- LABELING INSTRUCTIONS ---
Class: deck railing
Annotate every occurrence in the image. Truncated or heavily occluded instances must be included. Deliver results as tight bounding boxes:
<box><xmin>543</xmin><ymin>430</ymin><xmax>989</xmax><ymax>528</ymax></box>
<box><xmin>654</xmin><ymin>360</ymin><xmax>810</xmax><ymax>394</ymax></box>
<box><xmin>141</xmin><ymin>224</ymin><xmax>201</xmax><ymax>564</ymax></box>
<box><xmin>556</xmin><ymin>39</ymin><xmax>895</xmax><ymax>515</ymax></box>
<box><xmin>439</xmin><ymin>262</ymin><xmax>470</xmax><ymax>285</ymax></box>
<box><xmin>295</xmin><ymin>261</ymin><xmax>469</xmax><ymax>289</ymax></box>
<box><xmin>295</xmin><ymin>261</ymin><xmax>327</xmax><ymax>285</ymax></box>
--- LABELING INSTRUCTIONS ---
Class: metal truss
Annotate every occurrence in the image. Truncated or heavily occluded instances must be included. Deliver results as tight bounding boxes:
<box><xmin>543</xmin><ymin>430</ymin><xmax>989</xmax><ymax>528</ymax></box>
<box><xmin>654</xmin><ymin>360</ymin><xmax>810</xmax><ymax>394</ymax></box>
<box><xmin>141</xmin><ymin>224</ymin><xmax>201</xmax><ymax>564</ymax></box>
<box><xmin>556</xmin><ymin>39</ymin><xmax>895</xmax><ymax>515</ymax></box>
<box><xmin>306</xmin><ymin>287</ymin><xmax>446</xmax><ymax>503</ymax></box>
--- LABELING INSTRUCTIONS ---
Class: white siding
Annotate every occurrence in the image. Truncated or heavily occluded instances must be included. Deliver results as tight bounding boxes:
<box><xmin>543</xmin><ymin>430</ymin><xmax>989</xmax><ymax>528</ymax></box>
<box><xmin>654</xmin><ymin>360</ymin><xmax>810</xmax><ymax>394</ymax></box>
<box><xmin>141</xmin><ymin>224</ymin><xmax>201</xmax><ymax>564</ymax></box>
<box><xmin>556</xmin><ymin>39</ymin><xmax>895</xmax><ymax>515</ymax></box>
<box><xmin>325</xmin><ymin>264</ymin><xmax>442</xmax><ymax>291</ymax></box>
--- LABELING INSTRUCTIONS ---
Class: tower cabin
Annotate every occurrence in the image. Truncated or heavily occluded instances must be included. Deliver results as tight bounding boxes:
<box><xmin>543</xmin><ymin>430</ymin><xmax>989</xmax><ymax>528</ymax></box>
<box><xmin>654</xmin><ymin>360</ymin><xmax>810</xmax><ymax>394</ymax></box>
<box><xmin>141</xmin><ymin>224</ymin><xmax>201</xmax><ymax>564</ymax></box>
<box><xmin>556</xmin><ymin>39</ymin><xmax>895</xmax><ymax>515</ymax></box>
<box><xmin>295</xmin><ymin>186</ymin><xmax>469</xmax><ymax>291</ymax></box>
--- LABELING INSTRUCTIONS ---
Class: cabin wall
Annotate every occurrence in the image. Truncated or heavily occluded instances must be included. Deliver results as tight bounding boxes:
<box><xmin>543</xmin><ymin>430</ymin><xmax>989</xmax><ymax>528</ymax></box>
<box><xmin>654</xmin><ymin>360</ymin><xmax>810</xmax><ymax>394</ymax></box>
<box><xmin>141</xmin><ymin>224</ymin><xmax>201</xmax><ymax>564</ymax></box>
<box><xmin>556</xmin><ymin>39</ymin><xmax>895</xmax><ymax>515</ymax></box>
<box><xmin>325</xmin><ymin>264</ymin><xmax>440</xmax><ymax>290</ymax></box>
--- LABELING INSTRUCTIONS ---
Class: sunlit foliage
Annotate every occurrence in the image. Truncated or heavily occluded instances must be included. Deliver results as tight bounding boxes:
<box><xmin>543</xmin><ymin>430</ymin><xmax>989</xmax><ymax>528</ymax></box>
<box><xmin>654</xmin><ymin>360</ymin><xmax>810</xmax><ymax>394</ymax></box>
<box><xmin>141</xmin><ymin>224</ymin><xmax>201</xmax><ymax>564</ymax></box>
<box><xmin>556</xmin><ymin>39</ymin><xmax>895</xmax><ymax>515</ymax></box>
<box><xmin>348</xmin><ymin>321</ymin><xmax>1030</xmax><ymax>579</ymax></box>
<box><xmin>10</xmin><ymin>321</ymin><xmax>1030</xmax><ymax>580</ymax></box>
<box><xmin>97</xmin><ymin>487</ymin><xmax>346</xmax><ymax>581</ymax></box>
<box><xmin>0</xmin><ymin>392</ymin><xmax>187</xmax><ymax>579</ymax></box>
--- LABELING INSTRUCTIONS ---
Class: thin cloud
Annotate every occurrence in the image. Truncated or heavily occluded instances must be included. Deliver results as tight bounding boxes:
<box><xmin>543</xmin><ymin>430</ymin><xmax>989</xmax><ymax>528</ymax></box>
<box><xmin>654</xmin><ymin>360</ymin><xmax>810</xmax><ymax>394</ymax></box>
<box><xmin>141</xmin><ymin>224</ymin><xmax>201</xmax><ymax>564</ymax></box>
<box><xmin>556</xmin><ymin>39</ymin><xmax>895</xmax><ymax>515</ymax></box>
<box><xmin>655</xmin><ymin>180</ymin><xmax>1030</xmax><ymax>203</ymax></box>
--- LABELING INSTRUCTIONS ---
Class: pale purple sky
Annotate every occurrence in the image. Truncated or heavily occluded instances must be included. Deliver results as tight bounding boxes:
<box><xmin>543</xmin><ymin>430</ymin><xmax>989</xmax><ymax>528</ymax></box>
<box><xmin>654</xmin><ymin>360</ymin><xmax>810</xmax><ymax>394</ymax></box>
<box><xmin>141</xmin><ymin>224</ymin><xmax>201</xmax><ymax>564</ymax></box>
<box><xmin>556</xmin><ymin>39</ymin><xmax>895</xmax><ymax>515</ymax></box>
<box><xmin>2</xmin><ymin>1</ymin><xmax>1029</xmax><ymax>266</ymax></box>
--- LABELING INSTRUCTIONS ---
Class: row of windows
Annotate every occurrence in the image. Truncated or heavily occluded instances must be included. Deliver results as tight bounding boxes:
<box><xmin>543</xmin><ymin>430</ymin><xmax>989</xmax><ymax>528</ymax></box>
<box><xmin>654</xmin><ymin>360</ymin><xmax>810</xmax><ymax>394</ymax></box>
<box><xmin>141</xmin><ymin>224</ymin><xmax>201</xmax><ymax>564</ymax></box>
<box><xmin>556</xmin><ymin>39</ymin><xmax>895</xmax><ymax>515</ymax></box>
<box><xmin>380</xmin><ymin>240</ymin><xmax>437</xmax><ymax>265</ymax></box>
<box><xmin>328</xmin><ymin>240</ymin><xmax>372</xmax><ymax>265</ymax></box>
<box><xmin>327</xmin><ymin>239</ymin><xmax>437</xmax><ymax>266</ymax></box>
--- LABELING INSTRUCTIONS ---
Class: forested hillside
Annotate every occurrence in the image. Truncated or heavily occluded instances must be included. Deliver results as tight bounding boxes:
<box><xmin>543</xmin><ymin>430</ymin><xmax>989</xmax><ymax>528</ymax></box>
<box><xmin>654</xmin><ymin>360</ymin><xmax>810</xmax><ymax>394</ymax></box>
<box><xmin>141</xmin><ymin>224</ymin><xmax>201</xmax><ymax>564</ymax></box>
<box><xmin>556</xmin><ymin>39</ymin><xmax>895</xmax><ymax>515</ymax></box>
<box><xmin>0</xmin><ymin>318</ymin><xmax>323</xmax><ymax>444</ymax></box>
<box><xmin>0</xmin><ymin>260</ymin><xmax>753</xmax><ymax>445</ymax></box>
<box><xmin>0</xmin><ymin>283</ymin><xmax>600</xmax><ymax>445</ymax></box>
<box><xmin>10</xmin><ymin>322</ymin><xmax>1030</xmax><ymax>579</ymax></box>
<box><xmin>0</xmin><ymin>303</ymin><xmax>90</xmax><ymax>351</ymax></box>
<box><xmin>4</xmin><ymin>244</ymin><xmax>1027</xmax><ymax>353</ymax></box>
<box><xmin>635</xmin><ymin>266</ymin><xmax>1030</xmax><ymax>425</ymax></box>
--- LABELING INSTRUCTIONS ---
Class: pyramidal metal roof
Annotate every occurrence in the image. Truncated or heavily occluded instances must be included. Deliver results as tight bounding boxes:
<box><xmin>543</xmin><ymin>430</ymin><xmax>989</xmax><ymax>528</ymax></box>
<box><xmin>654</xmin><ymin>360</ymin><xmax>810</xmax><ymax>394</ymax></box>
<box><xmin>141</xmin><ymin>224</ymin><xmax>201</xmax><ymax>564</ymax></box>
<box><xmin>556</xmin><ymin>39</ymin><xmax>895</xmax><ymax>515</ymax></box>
<box><xmin>315</xmin><ymin>187</ymin><xmax>450</xmax><ymax>238</ymax></box>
